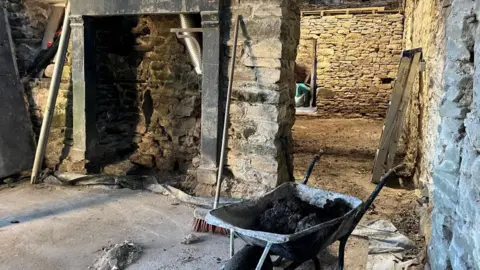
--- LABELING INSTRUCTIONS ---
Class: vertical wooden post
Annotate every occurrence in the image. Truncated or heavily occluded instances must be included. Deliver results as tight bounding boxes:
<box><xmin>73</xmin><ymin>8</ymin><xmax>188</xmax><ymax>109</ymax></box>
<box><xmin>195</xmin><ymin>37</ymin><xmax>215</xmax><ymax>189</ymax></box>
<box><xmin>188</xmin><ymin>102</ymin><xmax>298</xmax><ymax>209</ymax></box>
<box><xmin>310</xmin><ymin>39</ymin><xmax>317</xmax><ymax>107</ymax></box>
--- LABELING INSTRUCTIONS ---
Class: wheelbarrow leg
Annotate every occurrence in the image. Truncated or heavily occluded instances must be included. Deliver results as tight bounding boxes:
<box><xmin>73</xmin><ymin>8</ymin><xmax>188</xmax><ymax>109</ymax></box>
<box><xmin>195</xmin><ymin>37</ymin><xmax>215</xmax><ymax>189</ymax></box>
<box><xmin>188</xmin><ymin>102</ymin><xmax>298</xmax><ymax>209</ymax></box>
<box><xmin>229</xmin><ymin>229</ymin><xmax>235</xmax><ymax>258</ymax></box>
<box><xmin>337</xmin><ymin>237</ymin><xmax>347</xmax><ymax>270</ymax></box>
<box><xmin>255</xmin><ymin>242</ymin><xmax>273</xmax><ymax>270</ymax></box>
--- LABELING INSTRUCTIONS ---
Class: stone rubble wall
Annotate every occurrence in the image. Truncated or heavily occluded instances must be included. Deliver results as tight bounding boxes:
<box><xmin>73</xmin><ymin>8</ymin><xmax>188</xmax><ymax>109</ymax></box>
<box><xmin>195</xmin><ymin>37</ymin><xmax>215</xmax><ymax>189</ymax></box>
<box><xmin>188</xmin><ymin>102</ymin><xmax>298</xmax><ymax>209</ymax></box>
<box><xmin>90</xmin><ymin>15</ymin><xmax>201</xmax><ymax>174</ymax></box>
<box><xmin>297</xmin><ymin>13</ymin><xmax>404</xmax><ymax>118</ymax></box>
<box><xmin>5</xmin><ymin>0</ymin><xmax>71</xmax><ymax>170</ymax></box>
<box><xmin>7</xmin><ymin>0</ymin><xmax>300</xmax><ymax>199</ymax></box>
<box><xmin>3</xmin><ymin>0</ymin><xmax>50</xmax><ymax>73</ymax></box>
<box><xmin>427</xmin><ymin>1</ymin><xmax>480</xmax><ymax>269</ymax></box>
<box><xmin>302</xmin><ymin>0</ymin><xmax>400</xmax><ymax>10</ymax></box>
<box><xmin>25</xmin><ymin>78</ymin><xmax>72</xmax><ymax>169</ymax></box>
<box><xmin>194</xmin><ymin>0</ymin><xmax>300</xmax><ymax>198</ymax></box>
<box><xmin>400</xmin><ymin>0</ymin><xmax>446</xmax><ymax>249</ymax></box>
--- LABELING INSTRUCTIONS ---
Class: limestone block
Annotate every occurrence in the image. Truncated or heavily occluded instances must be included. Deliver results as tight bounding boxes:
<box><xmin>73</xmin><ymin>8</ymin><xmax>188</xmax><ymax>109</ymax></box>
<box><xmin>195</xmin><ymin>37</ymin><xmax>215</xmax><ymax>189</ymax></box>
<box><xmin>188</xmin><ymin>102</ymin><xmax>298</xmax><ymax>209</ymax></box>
<box><xmin>230</xmin><ymin>102</ymin><xmax>286</xmax><ymax>122</ymax></box>
<box><xmin>243</xmin><ymin>57</ymin><xmax>281</xmax><ymax>68</ymax></box>
<box><xmin>252</xmin><ymin>6</ymin><xmax>282</xmax><ymax>18</ymax></box>
<box><xmin>247</xmin><ymin>39</ymin><xmax>283</xmax><ymax>58</ymax></box>
<box><xmin>256</xmin><ymin>68</ymin><xmax>281</xmax><ymax>84</ymax></box>
<box><xmin>465</xmin><ymin>118</ymin><xmax>480</xmax><ymax>152</ymax></box>
<box><xmin>237</xmin><ymin>17</ymin><xmax>282</xmax><ymax>40</ymax></box>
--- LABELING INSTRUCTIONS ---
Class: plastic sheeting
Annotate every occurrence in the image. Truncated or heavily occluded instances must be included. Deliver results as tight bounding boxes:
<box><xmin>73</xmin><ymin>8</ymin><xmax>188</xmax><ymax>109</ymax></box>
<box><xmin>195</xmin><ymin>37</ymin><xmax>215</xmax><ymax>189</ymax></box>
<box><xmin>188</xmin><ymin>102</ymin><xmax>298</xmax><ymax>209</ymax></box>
<box><xmin>352</xmin><ymin>219</ymin><xmax>419</xmax><ymax>270</ymax></box>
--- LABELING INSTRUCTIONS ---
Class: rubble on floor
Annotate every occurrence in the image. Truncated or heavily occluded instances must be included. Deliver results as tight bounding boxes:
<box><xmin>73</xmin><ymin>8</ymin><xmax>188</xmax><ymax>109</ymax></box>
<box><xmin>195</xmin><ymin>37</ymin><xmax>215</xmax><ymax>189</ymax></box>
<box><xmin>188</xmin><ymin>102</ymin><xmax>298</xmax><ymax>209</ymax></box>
<box><xmin>93</xmin><ymin>240</ymin><xmax>142</xmax><ymax>270</ymax></box>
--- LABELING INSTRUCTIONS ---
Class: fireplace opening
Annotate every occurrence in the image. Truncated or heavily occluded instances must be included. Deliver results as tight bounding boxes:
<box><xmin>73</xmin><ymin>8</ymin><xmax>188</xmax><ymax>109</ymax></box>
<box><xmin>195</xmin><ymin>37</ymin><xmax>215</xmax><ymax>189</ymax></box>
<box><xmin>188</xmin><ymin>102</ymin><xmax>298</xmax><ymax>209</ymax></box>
<box><xmin>87</xmin><ymin>15</ymin><xmax>202</xmax><ymax>176</ymax></box>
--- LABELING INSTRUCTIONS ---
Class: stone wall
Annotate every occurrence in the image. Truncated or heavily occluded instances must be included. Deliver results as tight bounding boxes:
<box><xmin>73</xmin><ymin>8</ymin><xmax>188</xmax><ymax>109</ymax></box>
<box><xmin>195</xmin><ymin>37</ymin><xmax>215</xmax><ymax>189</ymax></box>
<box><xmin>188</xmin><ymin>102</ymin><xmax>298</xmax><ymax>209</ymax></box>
<box><xmin>401</xmin><ymin>0</ymin><xmax>446</xmax><ymax>259</ymax></box>
<box><xmin>302</xmin><ymin>0</ymin><xmax>400</xmax><ymax>10</ymax></box>
<box><xmin>427</xmin><ymin>1</ymin><xmax>480</xmax><ymax>269</ymax></box>
<box><xmin>89</xmin><ymin>15</ymin><xmax>201</xmax><ymax>174</ymax></box>
<box><xmin>4</xmin><ymin>0</ymin><xmax>50</xmax><ymax>73</ymax></box>
<box><xmin>193</xmin><ymin>0</ymin><xmax>300</xmax><ymax>198</ymax></box>
<box><xmin>8</xmin><ymin>1</ymin><xmax>300</xmax><ymax>199</ymax></box>
<box><xmin>21</xmin><ymin>33</ymin><xmax>72</xmax><ymax>169</ymax></box>
<box><xmin>297</xmin><ymin>13</ymin><xmax>403</xmax><ymax>117</ymax></box>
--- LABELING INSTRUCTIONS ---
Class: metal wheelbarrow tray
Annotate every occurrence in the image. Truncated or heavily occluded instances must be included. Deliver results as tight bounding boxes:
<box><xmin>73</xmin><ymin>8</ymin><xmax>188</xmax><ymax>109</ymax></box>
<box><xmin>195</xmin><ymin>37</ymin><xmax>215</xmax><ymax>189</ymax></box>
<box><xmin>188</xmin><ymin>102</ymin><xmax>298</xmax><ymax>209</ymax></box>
<box><xmin>205</xmin><ymin>166</ymin><xmax>402</xmax><ymax>270</ymax></box>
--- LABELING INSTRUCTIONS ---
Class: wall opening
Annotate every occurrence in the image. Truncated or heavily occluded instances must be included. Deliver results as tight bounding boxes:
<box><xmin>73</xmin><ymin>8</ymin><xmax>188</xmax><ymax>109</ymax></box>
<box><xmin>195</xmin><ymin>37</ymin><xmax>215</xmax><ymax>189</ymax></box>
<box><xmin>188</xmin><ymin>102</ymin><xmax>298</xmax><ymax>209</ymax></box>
<box><xmin>87</xmin><ymin>15</ymin><xmax>202</xmax><ymax>176</ymax></box>
<box><xmin>292</xmin><ymin>2</ymin><xmax>424</xmax><ymax>259</ymax></box>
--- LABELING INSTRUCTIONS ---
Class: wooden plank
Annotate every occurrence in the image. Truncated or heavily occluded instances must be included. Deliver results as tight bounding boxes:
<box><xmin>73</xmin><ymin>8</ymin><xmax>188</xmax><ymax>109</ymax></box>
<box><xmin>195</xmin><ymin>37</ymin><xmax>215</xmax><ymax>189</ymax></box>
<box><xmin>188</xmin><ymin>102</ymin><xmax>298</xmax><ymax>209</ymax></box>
<box><xmin>377</xmin><ymin>57</ymin><xmax>411</xmax><ymax>149</ymax></box>
<box><xmin>371</xmin><ymin>56</ymin><xmax>412</xmax><ymax>183</ymax></box>
<box><xmin>385</xmin><ymin>52</ymin><xmax>422</xmax><ymax>170</ymax></box>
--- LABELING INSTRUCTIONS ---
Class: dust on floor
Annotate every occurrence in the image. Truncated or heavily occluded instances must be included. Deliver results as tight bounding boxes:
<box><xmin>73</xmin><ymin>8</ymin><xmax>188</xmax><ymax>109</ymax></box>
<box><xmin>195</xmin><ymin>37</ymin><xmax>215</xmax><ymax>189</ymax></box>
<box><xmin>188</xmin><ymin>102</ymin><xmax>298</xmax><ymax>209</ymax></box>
<box><xmin>293</xmin><ymin>117</ymin><xmax>424</xmax><ymax>255</ymax></box>
<box><xmin>0</xmin><ymin>183</ymin><xmax>368</xmax><ymax>269</ymax></box>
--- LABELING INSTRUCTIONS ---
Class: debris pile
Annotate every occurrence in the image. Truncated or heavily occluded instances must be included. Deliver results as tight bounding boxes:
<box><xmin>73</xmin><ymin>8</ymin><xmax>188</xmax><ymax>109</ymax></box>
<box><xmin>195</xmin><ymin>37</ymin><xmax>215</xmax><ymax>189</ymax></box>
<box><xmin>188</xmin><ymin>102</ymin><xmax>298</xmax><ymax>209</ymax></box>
<box><xmin>253</xmin><ymin>196</ymin><xmax>352</xmax><ymax>234</ymax></box>
<box><xmin>93</xmin><ymin>241</ymin><xmax>142</xmax><ymax>270</ymax></box>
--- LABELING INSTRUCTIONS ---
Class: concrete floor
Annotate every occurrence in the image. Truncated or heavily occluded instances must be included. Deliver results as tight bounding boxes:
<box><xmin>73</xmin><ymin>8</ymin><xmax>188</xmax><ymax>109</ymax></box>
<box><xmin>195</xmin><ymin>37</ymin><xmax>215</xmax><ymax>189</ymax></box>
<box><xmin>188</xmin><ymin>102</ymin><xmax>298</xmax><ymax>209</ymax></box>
<box><xmin>0</xmin><ymin>183</ymin><xmax>367</xmax><ymax>269</ymax></box>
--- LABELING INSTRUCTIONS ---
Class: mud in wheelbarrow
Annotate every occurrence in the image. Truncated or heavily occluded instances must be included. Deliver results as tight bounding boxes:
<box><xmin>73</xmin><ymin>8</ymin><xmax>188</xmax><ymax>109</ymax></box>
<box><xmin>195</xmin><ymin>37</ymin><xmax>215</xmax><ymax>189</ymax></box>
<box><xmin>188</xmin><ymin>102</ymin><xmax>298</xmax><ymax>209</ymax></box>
<box><xmin>205</xmin><ymin>166</ymin><xmax>402</xmax><ymax>270</ymax></box>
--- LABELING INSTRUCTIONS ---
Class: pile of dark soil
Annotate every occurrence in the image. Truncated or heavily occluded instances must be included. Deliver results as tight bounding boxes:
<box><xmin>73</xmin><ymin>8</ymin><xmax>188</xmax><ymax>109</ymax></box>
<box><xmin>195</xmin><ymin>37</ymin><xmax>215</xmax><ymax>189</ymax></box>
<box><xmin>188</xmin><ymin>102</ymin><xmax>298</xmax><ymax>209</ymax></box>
<box><xmin>253</xmin><ymin>196</ymin><xmax>352</xmax><ymax>234</ymax></box>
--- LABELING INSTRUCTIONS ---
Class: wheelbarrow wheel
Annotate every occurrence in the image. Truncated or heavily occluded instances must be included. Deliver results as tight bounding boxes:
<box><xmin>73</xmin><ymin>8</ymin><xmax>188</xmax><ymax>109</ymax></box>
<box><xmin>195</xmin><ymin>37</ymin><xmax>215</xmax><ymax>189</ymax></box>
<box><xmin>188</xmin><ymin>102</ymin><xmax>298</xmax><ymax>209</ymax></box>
<box><xmin>222</xmin><ymin>245</ymin><xmax>273</xmax><ymax>270</ymax></box>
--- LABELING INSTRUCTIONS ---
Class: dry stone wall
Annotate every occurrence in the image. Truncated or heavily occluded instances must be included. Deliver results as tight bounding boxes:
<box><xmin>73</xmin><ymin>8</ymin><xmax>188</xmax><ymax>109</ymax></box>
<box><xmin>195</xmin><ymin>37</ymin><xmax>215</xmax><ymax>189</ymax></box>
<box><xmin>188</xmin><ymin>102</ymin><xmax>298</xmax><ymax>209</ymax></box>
<box><xmin>3</xmin><ymin>0</ymin><xmax>50</xmax><ymax>73</ymax></box>
<box><xmin>25</xmin><ymin>78</ymin><xmax>72</xmax><ymax>169</ymax></box>
<box><xmin>302</xmin><ymin>0</ymin><xmax>400</xmax><ymax>10</ymax></box>
<box><xmin>297</xmin><ymin>13</ymin><xmax>404</xmax><ymax>118</ymax></box>
<box><xmin>8</xmin><ymin>1</ymin><xmax>300</xmax><ymax>199</ymax></box>
<box><xmin>401</xmin><ymin>0</ymin><xmax>446</xmax><ymax>253</ymax></box>
<box><xmin>89</xmin><ymin>15</ymin><xmax>201</xmax><ymax>174</ymax></box>
<box><xmin>193</xmin><ymin>0</ymin><xmax>300</xmax><ymax>198</ymax></box>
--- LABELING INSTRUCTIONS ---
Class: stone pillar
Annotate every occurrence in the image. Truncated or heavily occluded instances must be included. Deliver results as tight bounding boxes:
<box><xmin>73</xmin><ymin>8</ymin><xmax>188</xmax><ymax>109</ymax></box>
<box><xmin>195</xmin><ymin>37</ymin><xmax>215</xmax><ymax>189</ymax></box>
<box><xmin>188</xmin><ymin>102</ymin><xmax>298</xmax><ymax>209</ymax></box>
<box><xmin>196</xmin><ymin>11</ymin><xmax>222</xmax><ymax>185</ymax></box>
<box><xmin>216</xmin><ymin>0</ymin><xmax>300</xmax><ymax>198</ymax></box>
<box><xmin>70</xmin><ymin>15</ymin><xmax>97</xmax><ymax>165</ymax></box>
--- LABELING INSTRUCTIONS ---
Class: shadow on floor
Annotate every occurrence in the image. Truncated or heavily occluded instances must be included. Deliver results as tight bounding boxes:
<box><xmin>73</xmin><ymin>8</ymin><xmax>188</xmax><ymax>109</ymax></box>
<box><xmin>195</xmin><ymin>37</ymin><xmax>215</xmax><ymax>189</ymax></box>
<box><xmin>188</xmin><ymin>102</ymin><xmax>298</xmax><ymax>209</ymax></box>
<box><xmin>0</xmin><ymin>187</ymin><xmax>136</xmax><ymax>228</ymax></box>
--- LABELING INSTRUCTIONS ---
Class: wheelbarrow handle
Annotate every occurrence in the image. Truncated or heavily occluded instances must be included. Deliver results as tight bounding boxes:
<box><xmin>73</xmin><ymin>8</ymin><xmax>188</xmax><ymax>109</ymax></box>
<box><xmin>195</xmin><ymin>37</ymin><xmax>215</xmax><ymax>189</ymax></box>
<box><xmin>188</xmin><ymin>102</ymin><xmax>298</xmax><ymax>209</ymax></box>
<box><xmin>354</xmin><ymin>164</ymin><xmax>404</xmax><ymax>225</ymax></box>
<box><xmin>302</xmin><ymin>151</ymin><xmax>324</xmax><ymax>185</ymax></box>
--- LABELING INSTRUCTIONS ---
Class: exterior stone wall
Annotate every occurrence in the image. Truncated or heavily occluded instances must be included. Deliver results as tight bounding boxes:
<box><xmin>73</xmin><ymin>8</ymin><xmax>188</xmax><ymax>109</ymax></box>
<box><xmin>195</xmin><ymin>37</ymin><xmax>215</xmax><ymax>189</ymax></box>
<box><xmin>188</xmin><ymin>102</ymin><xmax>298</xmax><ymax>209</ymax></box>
<box><xmin>4</xmin><ymin>0</ymin><xmax>50</xmax><ymax>73</ymax></box>
<box><xmin>89</xmin><ymin>15</ymin><xmax>201</xmax><ymax>174</ymax></box>
<box><xmin>427</xmin><ymin>1</ymin><xmax>480</xmax><ymax>269</ymax></box>
<box><xmin>193</xmin><ymin>0</ymin><xmax>300</xmax><ymax>198</ymax></box>
<box><xmin>297</xmin><ymin>13</ymin><xmax>403</xmax><ymax>118</ymax></box>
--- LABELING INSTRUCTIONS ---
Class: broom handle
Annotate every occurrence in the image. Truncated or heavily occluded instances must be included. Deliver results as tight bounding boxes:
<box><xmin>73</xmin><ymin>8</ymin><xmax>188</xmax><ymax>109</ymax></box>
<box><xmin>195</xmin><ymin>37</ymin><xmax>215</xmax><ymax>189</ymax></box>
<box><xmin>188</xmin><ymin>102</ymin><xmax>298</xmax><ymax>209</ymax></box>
<box><xmin>213</xmin><ymin>16</ymin><xmax>240</xmax><ymax>209</ymax></box>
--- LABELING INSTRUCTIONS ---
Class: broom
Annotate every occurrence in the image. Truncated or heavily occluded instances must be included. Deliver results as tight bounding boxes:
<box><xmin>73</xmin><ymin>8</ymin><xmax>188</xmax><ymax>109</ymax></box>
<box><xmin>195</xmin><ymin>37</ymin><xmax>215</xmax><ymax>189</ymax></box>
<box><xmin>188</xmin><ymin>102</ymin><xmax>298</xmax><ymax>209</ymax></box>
<box><xmin>192</xmin><ymin>15</ymin><xmax>240</xmax><ymax>235</ymax></box>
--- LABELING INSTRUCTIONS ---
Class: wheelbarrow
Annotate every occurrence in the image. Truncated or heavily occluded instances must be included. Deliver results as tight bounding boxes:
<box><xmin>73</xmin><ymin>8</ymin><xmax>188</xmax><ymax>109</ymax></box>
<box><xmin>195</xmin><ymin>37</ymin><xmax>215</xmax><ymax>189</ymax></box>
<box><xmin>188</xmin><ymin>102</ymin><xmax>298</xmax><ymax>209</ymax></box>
<box><xmin>205</xmin><ymin>162</ymin><xmax>403</xmax><ymax>270</ymax></box>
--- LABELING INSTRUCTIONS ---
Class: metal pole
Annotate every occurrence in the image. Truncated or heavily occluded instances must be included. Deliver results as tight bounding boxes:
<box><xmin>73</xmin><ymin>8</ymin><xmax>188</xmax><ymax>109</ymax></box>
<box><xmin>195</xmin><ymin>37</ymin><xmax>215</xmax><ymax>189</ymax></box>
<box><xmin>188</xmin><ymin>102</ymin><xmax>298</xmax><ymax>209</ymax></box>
<box><xmin>255</xmin><ymin>242</ymin><xmax>273</xmax><ymax>270</ymax></box>
<box><xmin>213</xmin><ymin>15</ymin><xmax>240</xmax><ymax>209</ymax></box>
<box><xmin>30</xmin><ymin>2</ymin><xmax>71</xmax><ymax>184</ymax></box>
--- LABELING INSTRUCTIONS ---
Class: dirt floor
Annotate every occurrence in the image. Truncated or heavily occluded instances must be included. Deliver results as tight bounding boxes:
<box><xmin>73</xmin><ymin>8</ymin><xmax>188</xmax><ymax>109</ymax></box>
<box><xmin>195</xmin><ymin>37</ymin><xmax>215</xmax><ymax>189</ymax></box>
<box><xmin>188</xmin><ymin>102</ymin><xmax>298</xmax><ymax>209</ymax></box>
<box><xmin>292</xmin><ymin>117</ymin><xmax>423</xmax><ymax>255</ymax></box>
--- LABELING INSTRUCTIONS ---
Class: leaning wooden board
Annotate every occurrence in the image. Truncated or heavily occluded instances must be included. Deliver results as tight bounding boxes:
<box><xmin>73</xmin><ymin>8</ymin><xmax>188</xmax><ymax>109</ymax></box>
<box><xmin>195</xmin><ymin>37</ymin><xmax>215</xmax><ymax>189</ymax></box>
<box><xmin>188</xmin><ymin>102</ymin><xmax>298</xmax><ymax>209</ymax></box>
<box><xmin>0</xmin><ymin>9</ymin><xmax>35</xmax><ymax>178</ymax></box>
<box><xmin>371</xmin><ymin>49</ymin><xmax>422</xmax><ymax>183</ymax></box>
<box><xmin>385</xmin><ymin>52</ymin><xmax>422</xmax><ymax>171</ymax></box>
